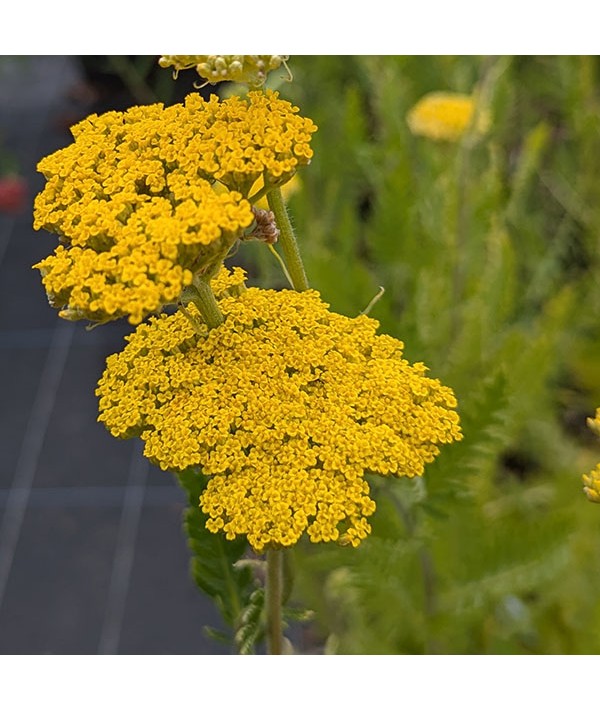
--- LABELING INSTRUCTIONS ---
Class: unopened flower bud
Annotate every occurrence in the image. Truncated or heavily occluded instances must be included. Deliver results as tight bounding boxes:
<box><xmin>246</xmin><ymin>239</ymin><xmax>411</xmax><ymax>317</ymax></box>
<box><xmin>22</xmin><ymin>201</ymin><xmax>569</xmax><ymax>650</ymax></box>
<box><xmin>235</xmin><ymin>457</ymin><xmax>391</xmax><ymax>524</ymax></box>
<box><xmin>407</xmin><ymin>91</ymin><xmax>490</xmax><ymax>142</ymax></box>
<box><xmin>243</xmin><ymin>207</ymin><xmax>279</xmax><ymax>244</ymax></box>
<box><xmin>158</xmin><ymin>55</ymin><xmax>290</xmax><ymax>87</ymax></box>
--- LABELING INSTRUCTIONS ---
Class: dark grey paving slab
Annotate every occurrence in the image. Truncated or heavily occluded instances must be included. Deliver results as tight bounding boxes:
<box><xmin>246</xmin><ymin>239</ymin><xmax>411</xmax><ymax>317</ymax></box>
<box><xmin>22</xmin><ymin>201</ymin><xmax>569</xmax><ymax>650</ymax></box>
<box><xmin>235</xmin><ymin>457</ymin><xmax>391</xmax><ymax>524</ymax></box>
<box><xmin>0</xmin><ymin>347</ymin><xmax>46</xmax><ymax>488</ymax></box>
<box><xmin>6</xmin><ymin>206</ymin><xmax>55</xmax><ymax>263</ymax></box>
<box><xmin>0</xmin><ymin>56</ymin><xmax>225</xmax><ymax>655</ymax></box>
<box><xmin>146</xmin><ymin>460</ymin><xmax>181</xmax><ymax>488</ymax></box>
<box><xmin>0</xmin><ymin>504</ymin><xmax>119</xmax><ymax>654</ymax></box>
<box><xmin>0</xmin><ymin>109</ymin><xmax>47</xmax><ymax>157</ymax></box>
<box><xmin>118</xmin><ymin>501</ymin><xmax>226</xmax><ymax>654</ymax></box>
<box><xmin>0</xmin><ymin>321</ymin><xmax>130</xmax><ymax>350</ymax></box>
<box><xmin>0</xmin><ymin>227</ymin><xmax>57</xmax><ymax>332</ymax></box>
<box><xmin>33</xmin><ymin>343</ymin><xmax>179</xmax><ymax>490</ymax></box>
<box><xmin>0</xmin><ymin>485</ymin><xmax>183</xmax><ymax>509</ymax></box>
<box><xmin>34</xmin><ymin>345</ymin><xmax>137</xmax><ymax>489</ymax></box>
<box><xmin>0</xmin><ymin>57</ymin><xmax>81</xmax><ymax>114</ymax></box>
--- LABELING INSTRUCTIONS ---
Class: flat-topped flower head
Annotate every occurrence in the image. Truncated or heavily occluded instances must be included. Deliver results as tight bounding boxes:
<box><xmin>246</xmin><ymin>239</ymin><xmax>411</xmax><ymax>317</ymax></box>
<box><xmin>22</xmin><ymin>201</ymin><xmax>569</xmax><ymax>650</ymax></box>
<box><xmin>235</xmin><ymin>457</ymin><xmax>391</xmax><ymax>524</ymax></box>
<box><xmin>97</xmin><ymin>278</ymin><xmax>462</xmax><ymax>551</ymax></box>
<box><xmin>181</xmin><ymin>90</ymin><xmax>317</xmax><ymax>194</ymax></box>
<box><xmin>159</xmin><ymin>55</ymin><xmax>290</xmax><ymax>88</ymax></box>
<box><xmin>33</xmin><ymin>91</ymin><xmax>316</xmax><ymax>324</ymax></box>
<box><xmin>407</xmin><ymin>91</ymin><xmax>490</xmax><ymax>142</ymax></box>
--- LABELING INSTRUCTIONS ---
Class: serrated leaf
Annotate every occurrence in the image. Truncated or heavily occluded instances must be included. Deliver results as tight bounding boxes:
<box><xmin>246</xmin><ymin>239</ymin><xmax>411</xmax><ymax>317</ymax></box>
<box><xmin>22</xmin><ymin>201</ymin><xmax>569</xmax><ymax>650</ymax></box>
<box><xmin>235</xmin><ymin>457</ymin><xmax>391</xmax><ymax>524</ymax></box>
<box><xmin>425</xmin><ymin>368</ymin><xmax>510</xmax><ymax>502</ymax></box>
<box><xmin>235</xmin><ymin>589</ymin><xmax>266</xmax><ymax>655</ymax></box>
<box><xmin>441</xmin><ymin>543</ymin><xmax>570</xmax><ymax>615</ymax></box>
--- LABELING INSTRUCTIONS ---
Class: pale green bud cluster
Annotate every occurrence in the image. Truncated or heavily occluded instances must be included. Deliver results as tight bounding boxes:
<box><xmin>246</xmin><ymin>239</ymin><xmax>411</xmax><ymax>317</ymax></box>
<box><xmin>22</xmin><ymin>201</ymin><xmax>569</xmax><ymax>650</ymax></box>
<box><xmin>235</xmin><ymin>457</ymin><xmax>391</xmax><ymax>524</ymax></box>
<box><xmin>158</xmin><ymin>55</ymin><xmax>290</xmax><ymax>87</ymax></box>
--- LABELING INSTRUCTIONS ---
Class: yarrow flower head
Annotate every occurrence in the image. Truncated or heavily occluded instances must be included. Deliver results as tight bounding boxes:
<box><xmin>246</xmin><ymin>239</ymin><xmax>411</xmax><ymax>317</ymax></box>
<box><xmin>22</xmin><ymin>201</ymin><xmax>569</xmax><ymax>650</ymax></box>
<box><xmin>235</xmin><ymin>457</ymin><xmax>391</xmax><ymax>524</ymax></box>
<box><xmin>406</xmin><ymin>91</ymin><xmax>490</xmax><ymax>142</ymax></box>
<box><xmin>158</xmin><ymin>55</ymin><xmax>290</xmax><ymax>88</ymax></box>
<box><xmin>583</xmin><ymin>409</ymin><xmax>600</xmax><ymax>503</ymax></box>
<box><xmin>33</xmin><ymin>91</ymin><xmax>316</xmax><ymax>324</ymax></box>
<box><xmin>96</xmin><ymin>272</ymin><xmax>462</xmax><ymax>551</ymax></box>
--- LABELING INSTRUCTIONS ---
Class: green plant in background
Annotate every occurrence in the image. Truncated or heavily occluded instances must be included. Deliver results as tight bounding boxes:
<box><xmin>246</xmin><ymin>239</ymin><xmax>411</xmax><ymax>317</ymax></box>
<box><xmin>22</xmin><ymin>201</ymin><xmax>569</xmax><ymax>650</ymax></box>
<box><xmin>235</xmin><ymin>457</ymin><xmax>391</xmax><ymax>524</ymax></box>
<box><xmin>29</xmin><ymin>54</ymin><xmax>600</xmax><ymax>654</ymax></box>
<box><xmin>257</xmin><ymin>56</ymin><xmax>600</xmax><ymax>654</ymax></box>
<box><xmin>31</xmin><ymin>55</ymin><xmax>467</xmax><ymax>654</ymax></box>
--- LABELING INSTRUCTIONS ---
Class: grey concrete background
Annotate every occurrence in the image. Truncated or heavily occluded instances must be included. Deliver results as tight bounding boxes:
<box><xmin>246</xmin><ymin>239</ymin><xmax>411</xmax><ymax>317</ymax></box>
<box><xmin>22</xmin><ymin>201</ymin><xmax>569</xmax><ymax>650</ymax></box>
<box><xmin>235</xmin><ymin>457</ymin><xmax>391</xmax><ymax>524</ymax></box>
<box><xmin>0</xmin><ymin>56</ymin><xmax>226</xmax><ymax>654</ymax></box>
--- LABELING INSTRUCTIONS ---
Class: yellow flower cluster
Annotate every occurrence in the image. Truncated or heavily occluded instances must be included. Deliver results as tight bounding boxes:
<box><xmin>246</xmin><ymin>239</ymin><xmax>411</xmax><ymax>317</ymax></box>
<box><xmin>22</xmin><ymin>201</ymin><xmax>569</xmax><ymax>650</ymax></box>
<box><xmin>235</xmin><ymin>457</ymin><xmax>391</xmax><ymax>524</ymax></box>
<box><xmin>583</xmin><ymin>464</ymin><xmax>600</xmax><ymax>503</ymax></box>
<box><xmin>406</xmin><ymin>91</ymin><xmax>489</xmax><ymax>142</ymax></box>
<box><xmin>96</xmin><ymin>280</ymin><xmax>462</xmax><ymax>551</ymax></box>
<box><xmin>158</xmin><ymin>55</ymin><xmax>289</xmax><ymax>87</ymax></box>
<box><xmin>33</xmin><ymin>91</ymin><xmax>316</xmax><ymax>324</ymax></box>
<box><xmin>583</xmin><ymin>409</ymin><xmax>600</xmax><ymax>503</ymax></box>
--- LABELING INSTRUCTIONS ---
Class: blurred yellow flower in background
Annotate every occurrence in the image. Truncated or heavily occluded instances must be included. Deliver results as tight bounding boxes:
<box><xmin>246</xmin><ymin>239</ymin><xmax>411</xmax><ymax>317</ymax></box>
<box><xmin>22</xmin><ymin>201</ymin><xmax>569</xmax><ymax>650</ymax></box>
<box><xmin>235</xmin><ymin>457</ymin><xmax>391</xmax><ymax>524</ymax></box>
<box><xmin>407</xmin><ymin>91</ymin><xmax>490</xmax><ymax>142</ymax></box>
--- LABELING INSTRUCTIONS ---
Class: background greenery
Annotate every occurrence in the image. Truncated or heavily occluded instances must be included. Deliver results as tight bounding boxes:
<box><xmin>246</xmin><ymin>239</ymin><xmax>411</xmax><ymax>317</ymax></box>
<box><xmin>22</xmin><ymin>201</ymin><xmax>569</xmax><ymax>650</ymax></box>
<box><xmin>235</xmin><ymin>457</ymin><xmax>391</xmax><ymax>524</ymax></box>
<box><xmin>108</xmin><ymin>55</ymin><xmax>600</xmax><ymax>653</ymax></box>
<box><xmin>246</xmin><ymin>55</ymin><xmax>600</xmax><ymax>654</ymax></box>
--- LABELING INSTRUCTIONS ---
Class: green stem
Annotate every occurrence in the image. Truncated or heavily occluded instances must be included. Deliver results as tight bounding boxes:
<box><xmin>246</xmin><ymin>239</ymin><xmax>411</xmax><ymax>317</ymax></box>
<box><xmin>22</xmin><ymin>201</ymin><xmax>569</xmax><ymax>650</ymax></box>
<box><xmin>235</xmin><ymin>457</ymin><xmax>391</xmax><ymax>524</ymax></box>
<box><xmin>450</xmin><ymin>56</ymin><xmax>510</xmax><ymax>340</ymax></box>
<box><xmin>265</xmin><ymin>548</ymin><xmax>284</xmax><ymax>654</ymax></box>
<box><xmin>450</xmin><ymin>139</ymin><xmax>471</xmax><ymax>339</ymax></box>
<box><xmin>184</xmin><ymin>278</ymin><xmax>224</xmax><ymax>330</ymax></box>
<box><xmin>267</xmin><ymin>186</ymin><xmax>309</xmax><ymax>292</ymax></box>
<box><xmin>267</xmin><ymin>244</ymin><xmax>294</xmax><ymax>289</ymax></box>
<box><xmin>248</xmin><ymin>182</ymin><xmax>272</xmax><ymax>205</ymax></box>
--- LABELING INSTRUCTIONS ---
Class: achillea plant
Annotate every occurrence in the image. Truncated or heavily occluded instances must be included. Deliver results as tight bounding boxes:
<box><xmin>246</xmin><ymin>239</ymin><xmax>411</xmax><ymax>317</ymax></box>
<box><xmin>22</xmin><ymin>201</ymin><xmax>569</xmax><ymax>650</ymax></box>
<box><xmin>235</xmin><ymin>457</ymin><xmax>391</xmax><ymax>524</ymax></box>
<box><xmin>33</xmin><ymin>56</ymin><xmax>462</xmax><ymax>653</ymax></box>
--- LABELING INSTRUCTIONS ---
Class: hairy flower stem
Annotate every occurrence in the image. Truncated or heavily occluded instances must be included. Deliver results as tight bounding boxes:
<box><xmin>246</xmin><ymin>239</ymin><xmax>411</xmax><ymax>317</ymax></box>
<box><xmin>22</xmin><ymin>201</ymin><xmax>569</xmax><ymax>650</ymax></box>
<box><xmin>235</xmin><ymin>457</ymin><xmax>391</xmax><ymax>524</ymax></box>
<box><xmin>263</xmin><ymin>186</ymin><xmax>307</xmax><ymax>652</ymax></box>
<box><xmin>188</xmin><ymin>277</ymin><xmax>224</xmax><ymax>330</ymax></box>
<box><xmin>267</xmin><ymin>187</ymin><xmax>309</xmax><ymax>292</ymax></box>
<box><xmin>265</xmin><ymin>548</ymin><xmax>284</xmax><ymax>654</ymax></box>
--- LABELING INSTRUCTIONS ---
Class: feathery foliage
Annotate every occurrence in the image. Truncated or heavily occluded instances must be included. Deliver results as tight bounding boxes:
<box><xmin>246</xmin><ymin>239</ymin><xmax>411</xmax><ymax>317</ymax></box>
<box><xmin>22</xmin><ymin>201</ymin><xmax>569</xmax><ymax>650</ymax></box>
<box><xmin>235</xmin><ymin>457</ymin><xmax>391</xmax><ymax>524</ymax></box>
<box><xmin>262</xmin><ymin>56</ymin><xmax>600</xmax><ymax>654</ymax></box>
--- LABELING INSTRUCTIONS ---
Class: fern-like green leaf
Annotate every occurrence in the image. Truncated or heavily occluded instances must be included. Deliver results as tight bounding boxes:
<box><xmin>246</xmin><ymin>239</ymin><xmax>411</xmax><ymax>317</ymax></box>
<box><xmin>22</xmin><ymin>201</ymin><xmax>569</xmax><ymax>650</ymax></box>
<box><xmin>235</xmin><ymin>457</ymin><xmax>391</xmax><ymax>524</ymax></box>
<box><xmin>441</xmin><ymin>542</ymin><xmax>570</xmax><ymax>615</ymax></box>
<box><xmin>234</xmin><ymin>588</ymin><xmax>265</xmax><ymax>655</ymax></box>
<box><xmin>425</xmin><ymin>368</ymin><xmax>511</xmax><ymax>503</ymax></box>
<box><xmin>177</xmin><ymin>468</ymin><xmax>255</xmax><ymax>642</ymax></box>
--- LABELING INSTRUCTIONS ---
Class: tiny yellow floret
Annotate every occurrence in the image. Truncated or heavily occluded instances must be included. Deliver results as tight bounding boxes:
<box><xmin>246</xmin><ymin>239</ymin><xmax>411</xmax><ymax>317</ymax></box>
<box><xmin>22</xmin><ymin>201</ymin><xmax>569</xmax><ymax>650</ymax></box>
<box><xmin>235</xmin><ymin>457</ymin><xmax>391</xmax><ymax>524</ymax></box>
<box><xmin>97</xmin><ymin>276</ymin><xmax>462</xmax><ymax>551</ymax></box>
<box><xmin>407</xmin><ymin>91</ymin><xmax>489</xmax><ymax>142</ymax></box>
